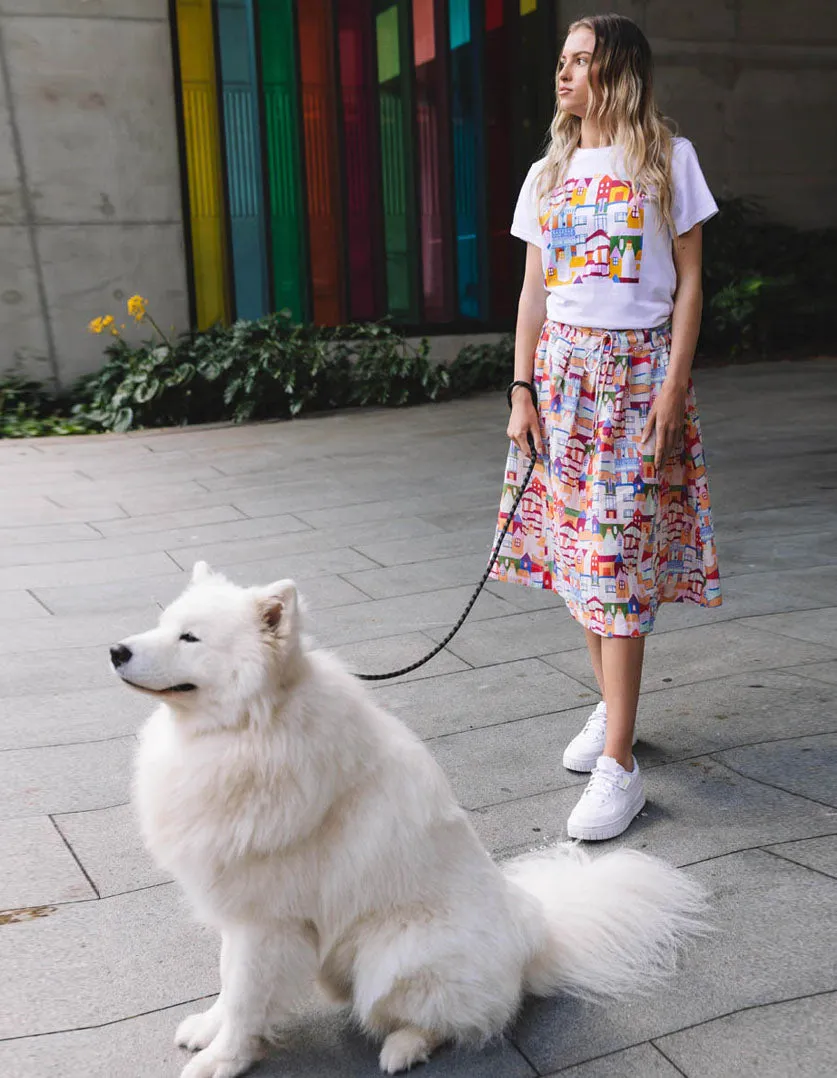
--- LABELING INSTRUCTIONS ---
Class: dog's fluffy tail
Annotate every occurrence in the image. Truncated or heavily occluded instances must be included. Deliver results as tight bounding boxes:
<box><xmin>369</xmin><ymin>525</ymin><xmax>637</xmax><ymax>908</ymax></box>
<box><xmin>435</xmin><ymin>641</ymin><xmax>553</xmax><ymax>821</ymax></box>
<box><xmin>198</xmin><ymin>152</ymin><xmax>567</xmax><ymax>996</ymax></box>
<box><xmin>504</xmin><ymin>844</ymin><xmax>708</xmax><ymax>1002</ymax></box>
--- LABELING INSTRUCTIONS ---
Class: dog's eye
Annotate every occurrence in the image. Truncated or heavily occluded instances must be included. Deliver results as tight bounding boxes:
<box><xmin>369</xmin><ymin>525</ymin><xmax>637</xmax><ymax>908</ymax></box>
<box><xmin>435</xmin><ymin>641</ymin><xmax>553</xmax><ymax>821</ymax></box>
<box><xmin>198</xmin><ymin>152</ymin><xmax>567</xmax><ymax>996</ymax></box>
<box><xmin>179</xmin><ymin>632</ymin><xmax>200</xmax><ymax>643</ymax></box>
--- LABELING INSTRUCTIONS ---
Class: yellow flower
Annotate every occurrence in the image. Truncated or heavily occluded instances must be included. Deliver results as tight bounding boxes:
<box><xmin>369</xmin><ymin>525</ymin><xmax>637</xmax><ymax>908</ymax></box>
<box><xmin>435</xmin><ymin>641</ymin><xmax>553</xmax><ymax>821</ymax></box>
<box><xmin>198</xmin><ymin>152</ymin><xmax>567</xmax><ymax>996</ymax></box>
<box><xmin>88</xmin><ymin>316</ymin><xmax>105</xmax><ymax>335</ymax></box>
<box><xmin>102</xmin><ymin>315</ymin><xmax>114</xmax><ymax>328</ymax></box>
<box><xmin>127</xmin><ymin>294</ymin><xmax>147</xmax><ymax>321</ymax></box>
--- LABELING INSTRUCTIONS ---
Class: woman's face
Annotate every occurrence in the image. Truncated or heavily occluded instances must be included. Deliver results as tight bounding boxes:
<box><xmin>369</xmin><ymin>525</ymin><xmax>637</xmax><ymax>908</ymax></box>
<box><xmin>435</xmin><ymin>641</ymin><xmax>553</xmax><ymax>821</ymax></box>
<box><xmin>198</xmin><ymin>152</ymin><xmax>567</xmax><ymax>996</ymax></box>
<box><xmin>557</xmin><ymin>26</ymin><xmax>597</xmax><ymax>118</ymax></box>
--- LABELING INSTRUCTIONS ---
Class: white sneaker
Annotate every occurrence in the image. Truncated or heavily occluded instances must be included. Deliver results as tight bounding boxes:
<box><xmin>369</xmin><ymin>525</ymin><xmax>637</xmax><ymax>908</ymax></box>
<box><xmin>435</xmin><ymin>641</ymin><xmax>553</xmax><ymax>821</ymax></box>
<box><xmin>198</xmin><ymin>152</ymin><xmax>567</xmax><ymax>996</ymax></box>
<box><xmin>566</xmin><ymin>755</ymin><xmax>645</xmax><ymax>841</ymax></box>
<box><xmin>562</xmin><ymin>702</ymin><xmax>638</xmax><ymax>773</ymax></box>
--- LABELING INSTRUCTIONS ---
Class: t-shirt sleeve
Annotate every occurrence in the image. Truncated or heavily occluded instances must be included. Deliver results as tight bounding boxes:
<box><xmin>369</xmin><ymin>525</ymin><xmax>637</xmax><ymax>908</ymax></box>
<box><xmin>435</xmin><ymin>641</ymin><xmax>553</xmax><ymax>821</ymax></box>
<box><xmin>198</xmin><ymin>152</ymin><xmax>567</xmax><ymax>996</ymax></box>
<box><xmin>510</xmin><ymin>161</ymin><xmax>545</xmax><ymax>247</ymax></box>
<box><xmin>672</xmin><ymin>139</ymin><xmax>718</xmax><ymax>235</ymax></box>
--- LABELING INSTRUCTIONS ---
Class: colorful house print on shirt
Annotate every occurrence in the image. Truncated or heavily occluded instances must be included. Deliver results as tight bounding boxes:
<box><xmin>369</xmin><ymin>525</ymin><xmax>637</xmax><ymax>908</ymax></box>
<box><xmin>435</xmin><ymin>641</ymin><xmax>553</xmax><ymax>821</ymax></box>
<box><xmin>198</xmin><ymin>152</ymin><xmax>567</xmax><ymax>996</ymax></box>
<box><xmin>541</xmin><ymin>174</ymin><xmax>645</xmax><ymax>288</ymax></box>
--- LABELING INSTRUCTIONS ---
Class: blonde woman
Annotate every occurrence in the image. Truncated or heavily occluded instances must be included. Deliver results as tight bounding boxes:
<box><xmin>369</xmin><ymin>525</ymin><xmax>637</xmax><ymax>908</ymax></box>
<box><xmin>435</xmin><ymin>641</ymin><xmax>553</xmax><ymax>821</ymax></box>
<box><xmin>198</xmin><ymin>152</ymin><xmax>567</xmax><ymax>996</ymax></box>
<box><xmin>491</xmin><ymin>13</ymin><xmax>722</xmax><ymax>841</ymax></box>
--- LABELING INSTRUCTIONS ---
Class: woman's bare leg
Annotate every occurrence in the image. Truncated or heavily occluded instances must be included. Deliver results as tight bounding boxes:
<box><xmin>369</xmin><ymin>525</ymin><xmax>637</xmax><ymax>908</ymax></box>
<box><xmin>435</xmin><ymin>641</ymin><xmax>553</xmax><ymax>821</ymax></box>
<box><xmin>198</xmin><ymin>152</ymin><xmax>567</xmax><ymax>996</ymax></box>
<box><xmin>584</xmin><ymin>629</ymin><xmax>605</xmax><ymax>698</ymax></box>
<box><xmin>600</xmin><ymin>636</ymin><xmax>645</xmax><ymax>771</ymax></box>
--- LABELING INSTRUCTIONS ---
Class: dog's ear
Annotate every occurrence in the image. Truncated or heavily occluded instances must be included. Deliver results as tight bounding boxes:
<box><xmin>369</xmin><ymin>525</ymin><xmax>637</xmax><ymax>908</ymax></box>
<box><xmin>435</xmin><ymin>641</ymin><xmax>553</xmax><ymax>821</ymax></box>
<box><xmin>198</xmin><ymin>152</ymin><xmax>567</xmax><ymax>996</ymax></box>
<box><xmin>191</xmin><ymin>561</ymin><xmax>213</xmax><ymax>585</ymax></box>
<box><xmin>259</xmin><ymin>579</ymin><xmax>298</xmax><ymax>632</ymax></box>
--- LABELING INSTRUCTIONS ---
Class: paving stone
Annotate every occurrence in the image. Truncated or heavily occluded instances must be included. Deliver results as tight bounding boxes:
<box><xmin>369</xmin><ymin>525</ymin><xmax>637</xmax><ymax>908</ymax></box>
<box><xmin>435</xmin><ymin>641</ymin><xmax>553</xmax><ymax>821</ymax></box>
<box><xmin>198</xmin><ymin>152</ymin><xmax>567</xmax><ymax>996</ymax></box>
<box><xmin>648</xmin><ymin>566</ymin><xmax>837</xmax><ymax>632</ymax></box>
<box><xmin>331</xmin><ymin>632</ymin><xmax>470</xmax><ymax>683</ymax></box>
<box><xmin>0</xmin><ymin>500</ymin><xmax>128</xmax><ymax>527</ymax></box>
<box><xmin>716</xmin><ymin>733</ymin><xmax>837</xmax><ymax>808</ymax></box>
<box><xmin>214</xmin><ymin>547</ymin><xmax>380</xmax><ymax>583</ymax></box>
<box><xmin>0</xmin><ymin>816</ymin><xmax>95</xmax><ymax>909</ymax></box>
<box><xmin>796</xmin><ymin>659</ymin><xmax>837</xmax><ymax>686</ymax></box>
<box><xmin>54</xmin><ymin>803</ymin><xmax>171</xmax><ymax>898</ymax></box>
<box><xmin>0</xmin><ymin>686</ymin><xmax>148</xmax><ymax>751</ymax></box>
<box><xmin>0</xmin><ymin>590</ymin><xmax>50</xmax><ymax>620</ymax></box>
<box><xmin>715</xmin><ymin>530</ymin><xmax>837</xmax><ymax>577</ymax></box>
<box><xmin>305</xmin><ymin>587</ymin><xmax>512</xmax><ymax>648</ymax></box>
<box><xmin>541</xmin><ymin>1043</ymin><xmax>683</xmax><ymax>1078</ymax></box>
<box><xmin>471</xmin><ymin>757</ymin><xmax>835</xmax><ymax>861</ymax></box>
<box><xmin>91</xmin><ymin>504</ymin><xmax>246</xmax><ymax>538</ymax></box>
<box><xmin>212</xmin><ymin>570</ymin><xmax>370</xmax><ymax>611</ymax></box>
<box><xmin>0</xmin><ymin>737</ymin><xmax>134</xmax><ymax>818</ymax></box>
<box><xmin>352</xmin><ymin>524</ymin><xmax>495</xmax><ymax>568</ymax></box>
<box><xmin>0</xmin><ymin>522</ymin><xmax>102</xmax><ymax>545</ymax></box>
<box><xmin>623</xmin><ymin>670</ymin><xmax>836</xmax><ymax>766</ymax></box>
<box><xmin>254</xmin><ymin>1011</ymin><xmax>535</xmax><ymax>1078</ymax></box>
<box><xmin>31</xmin><ymin>573</ymin><xmax>189</xmax><ymax>617</ymax></box>
<box><xmin>764</xmin><ymin>835</ymin><xmax>837</xmax><ymax>879</ymax></box>
<box><xmin>344</xmin><ymin>553</ymin><xmax>489</xmax><ymax>600</ymax></box>
<box><xmin>426</xmin><ymin>670</ymin><xmax>837</xmax><ymax>810</ymax></box>
<box><xmin>168</xmin><ymin>516</ymin><xmax>447</xmax><ymax>572</ymax></box>
<box><xmin>46</xmin><ymin>480</ymin><xmax>211</xmax><ymax>513</ymax></box>
<box><xmin>654</xmin><ymin>992</ymin><xmax>837</xmax><ymax>1078</ymax></box>
<box><xmin>424</xmin><ymin>606</ymin><xmax>584</xmax><ymax>667</ymax></box>
<box><xmin>0</xmin><ymin>609</ymin><xmax>161</xmax><ymax>656</ymax></box>
<box><xmin>507</xmin><ymin>851</ymin><xmax>837</xmax><ymax>1073</ymax></box>
<box><xmin>0</xmin><ymin>513</ymin><xmax>312</xmax><ymax>568</ymax></box>
<box><xmin>428</xmin><ymin>708</ymin><xmax>591</xmax><ymax>809</ymax></box>
<box><xmin>371</xmin><ymin>658</ymin><xmax>590</xmax><ymax>742</ymax></box>
<box><xmin>0</xmin><ymin>551</ymin><xmax>180</xmax><ymax>592</ymax></box>
<box><xmin>0</xmin><ymin>884</ymin><xmax>217</xmax><ymax>1039</ymax></box>
<box><xmin>293</xmin><ymin>489</ymin><xmax>494</xmax><ymax>531</ymax></box>
<box><xmin>742</xmin><ymin>607</ymin><xmax>837</xmax><ymax>647</ymax></box>
<box><xmin>542</xmin><ymin>622</ymin><xmax>837</xmax><ymax>693</ymax></box>
<box><xmin>0</xmin><ymin>644</ymin><xmax>120</xmax><ymax>698</ymax></box>
<box><xmin>714</xmin><ymin>502</ymin><xmax>837</xmax><ymax>542</ymax></box>
<box><xmin>0</xmin><ymin>1000</ymin><xmax>223</xmax><ymax>1078</ymax></box>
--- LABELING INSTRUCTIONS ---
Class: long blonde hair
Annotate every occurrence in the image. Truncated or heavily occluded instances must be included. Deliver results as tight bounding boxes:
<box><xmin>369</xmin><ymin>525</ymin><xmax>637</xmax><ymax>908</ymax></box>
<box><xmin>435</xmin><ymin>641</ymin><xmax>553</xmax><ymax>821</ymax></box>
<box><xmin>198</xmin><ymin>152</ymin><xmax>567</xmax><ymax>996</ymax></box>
<box><xmin>537</xmin><ymin>14</ymin><xmax>676</xmax><ymax>234</ymax></box>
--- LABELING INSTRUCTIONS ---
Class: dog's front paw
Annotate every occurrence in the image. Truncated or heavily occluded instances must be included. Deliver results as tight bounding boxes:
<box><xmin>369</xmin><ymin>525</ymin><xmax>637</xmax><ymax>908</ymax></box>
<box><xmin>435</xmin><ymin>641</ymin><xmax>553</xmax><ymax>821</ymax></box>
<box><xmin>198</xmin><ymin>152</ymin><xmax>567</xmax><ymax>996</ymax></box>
<box><xmin>179</xmin><ymin>1047</ymin><xmax>256</xmax><ymax>1078</ymax></box>
<box><xmin>175</xmin><ymin>1008</ymin><xmax>223</xmax><ymax>1052</ymax></box>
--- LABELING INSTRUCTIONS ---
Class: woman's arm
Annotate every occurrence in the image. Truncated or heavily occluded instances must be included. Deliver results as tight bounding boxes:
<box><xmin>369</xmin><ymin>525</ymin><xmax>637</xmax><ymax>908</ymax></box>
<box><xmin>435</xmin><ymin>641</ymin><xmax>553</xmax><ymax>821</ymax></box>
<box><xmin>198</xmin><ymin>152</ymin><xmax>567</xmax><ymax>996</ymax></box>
<box><xmin>642</xmin><ymin>223</ymin><xmax>703</xmax><ymax>467</ymax></box>
<box><xmin>508</xmin><ymin>243</ymin><xmax>547</xmax><ymax>456</ymax></box>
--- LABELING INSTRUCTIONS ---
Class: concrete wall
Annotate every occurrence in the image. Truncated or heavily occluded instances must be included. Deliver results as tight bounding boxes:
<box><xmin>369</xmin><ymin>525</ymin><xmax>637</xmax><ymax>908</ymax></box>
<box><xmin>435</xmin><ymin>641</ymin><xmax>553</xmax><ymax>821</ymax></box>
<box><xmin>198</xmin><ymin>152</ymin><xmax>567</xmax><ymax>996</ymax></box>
<box><xmin>559</xmin><ymin>1</ymin><xmax>837</xmax><ymax>230</ymax></box>
<box><xmin>0</xmin><ymin>1</ymin><xmax>189</xmax><ymax>388</ymax></box>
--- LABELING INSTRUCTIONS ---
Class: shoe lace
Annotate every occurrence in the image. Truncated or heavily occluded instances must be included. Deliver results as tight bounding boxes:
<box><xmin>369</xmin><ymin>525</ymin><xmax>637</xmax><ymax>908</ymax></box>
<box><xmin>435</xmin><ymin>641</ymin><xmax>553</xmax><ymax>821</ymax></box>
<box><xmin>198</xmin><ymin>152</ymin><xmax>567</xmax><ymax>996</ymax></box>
<box><xmin>581</xmin><ymin>765</ymin><xmax>624</xmax><ymax>804</ymax></box>
<box><xmin>581</xmin><ymin>713</ymin><xmax>607</xmax><ymax>740</ymax></box>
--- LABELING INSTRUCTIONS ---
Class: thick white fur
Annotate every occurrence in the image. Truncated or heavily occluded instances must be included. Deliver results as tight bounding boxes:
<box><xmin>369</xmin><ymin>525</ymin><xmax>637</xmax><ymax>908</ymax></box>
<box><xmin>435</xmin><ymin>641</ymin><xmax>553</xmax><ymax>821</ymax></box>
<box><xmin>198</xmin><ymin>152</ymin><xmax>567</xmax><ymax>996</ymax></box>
<box><xmin>119</xmin><ymin>564</ymin><xmax>707</xmax><ymax>1078</ymax></box>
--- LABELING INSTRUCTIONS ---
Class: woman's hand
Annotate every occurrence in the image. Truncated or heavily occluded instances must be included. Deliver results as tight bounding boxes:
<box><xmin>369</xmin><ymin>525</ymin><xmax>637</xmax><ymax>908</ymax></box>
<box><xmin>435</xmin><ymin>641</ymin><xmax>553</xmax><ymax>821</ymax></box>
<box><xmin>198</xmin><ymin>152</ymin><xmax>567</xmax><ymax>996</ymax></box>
<box><xmin>507</xmin><ymin>391</ymin><xmax>544</xmax><ymax>458</ymax></box>
<box><xmin>641</xmin><ymin>379</ymin><xmax>687</xmax><ymax>469</ymax></box>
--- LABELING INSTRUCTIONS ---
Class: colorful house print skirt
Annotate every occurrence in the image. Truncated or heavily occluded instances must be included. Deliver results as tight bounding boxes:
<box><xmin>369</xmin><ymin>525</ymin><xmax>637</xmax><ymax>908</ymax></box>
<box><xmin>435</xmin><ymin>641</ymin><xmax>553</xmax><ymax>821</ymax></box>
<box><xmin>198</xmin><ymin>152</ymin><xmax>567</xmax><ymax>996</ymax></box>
<box><xmin>489</xmin><ymin>320</ymin><xmax>722</xmax><ymax>637</ymax></box>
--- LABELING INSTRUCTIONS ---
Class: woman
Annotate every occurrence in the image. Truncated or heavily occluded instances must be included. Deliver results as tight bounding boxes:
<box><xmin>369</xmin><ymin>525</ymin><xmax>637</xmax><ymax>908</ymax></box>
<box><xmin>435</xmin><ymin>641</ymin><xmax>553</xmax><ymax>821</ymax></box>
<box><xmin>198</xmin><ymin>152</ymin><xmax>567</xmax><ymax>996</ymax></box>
<box><xmin>491</xmin><ymin>13</ymin><xmax>722</xmax><ymax>841</ymax></box>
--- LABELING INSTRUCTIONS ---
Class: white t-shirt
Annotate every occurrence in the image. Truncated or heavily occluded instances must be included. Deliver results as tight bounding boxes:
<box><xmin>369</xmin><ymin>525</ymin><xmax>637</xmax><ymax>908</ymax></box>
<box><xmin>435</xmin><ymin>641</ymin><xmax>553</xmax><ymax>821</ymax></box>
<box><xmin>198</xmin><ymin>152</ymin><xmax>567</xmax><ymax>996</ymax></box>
<box><xmin>511</xmin><ymin>137</ymin><xmax>718</xmax><ymax>329</ymax></box>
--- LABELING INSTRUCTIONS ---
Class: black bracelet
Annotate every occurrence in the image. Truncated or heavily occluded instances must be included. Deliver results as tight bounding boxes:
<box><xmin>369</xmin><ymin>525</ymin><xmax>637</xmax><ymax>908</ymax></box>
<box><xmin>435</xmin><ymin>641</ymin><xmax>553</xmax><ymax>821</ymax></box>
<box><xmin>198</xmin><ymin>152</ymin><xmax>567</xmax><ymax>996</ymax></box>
<box><xmin>507</xmin><ymin>380</ymin><xmax>537</xmax><ymax>410</ymax></box>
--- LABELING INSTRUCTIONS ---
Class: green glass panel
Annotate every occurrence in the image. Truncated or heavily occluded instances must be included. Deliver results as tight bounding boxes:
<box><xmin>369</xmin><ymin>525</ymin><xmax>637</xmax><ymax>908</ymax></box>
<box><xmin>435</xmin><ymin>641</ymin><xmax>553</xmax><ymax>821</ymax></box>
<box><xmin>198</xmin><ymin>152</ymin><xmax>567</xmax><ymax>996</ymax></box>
<box><xmin>256</xmin><ymin>0</ymin><xmax>308</xmax><ymax>320</ymax></box>
<box><xmin>376</xmin><ymin>6</ymin><xmax>400</xmax><ymax>83</ymax></box>
<box><xmin>375</xmin><ymin>1</ymin><xmax>418</xmax><ymax>320</ymax></box>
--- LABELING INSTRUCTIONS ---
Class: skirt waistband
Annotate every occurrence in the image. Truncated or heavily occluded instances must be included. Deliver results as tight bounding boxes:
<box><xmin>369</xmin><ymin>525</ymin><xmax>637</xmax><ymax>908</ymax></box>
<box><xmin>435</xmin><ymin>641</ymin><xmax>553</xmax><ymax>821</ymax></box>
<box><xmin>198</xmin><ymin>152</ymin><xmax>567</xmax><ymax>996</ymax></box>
<box><xmin>545</xmin><ymin>320</ymin><xmax>672</xmax><ymax>351</ymax></box>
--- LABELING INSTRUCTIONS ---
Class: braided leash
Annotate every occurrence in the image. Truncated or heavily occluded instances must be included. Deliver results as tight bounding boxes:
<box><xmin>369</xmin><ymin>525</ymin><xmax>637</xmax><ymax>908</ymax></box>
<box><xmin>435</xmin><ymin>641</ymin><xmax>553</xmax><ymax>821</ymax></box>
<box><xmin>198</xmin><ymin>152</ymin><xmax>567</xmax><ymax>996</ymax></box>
<box><xmin>357</xmin><ymin>384</ymin><xmax>539</xmax><ymax>682</ymax></box>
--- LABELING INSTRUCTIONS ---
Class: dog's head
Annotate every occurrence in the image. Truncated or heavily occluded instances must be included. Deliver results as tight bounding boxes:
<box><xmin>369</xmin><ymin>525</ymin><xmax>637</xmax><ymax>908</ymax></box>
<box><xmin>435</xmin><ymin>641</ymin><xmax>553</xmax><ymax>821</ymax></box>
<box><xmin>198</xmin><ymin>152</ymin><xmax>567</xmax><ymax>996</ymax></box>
<box><xmin>109</xmin><ymin>562</ymin><xmax>303</xmax><ymax>729</ymax></box>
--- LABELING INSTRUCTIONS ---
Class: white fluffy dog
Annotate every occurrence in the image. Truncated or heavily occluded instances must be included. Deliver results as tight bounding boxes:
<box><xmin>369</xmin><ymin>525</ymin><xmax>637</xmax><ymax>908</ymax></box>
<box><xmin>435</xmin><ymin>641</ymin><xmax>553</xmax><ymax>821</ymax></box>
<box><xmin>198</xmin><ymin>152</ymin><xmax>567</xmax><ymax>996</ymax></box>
<box><xmin>112</xmin><ymin>563</ymin><xmax>706</xmax><ymax>1078</ymax></box>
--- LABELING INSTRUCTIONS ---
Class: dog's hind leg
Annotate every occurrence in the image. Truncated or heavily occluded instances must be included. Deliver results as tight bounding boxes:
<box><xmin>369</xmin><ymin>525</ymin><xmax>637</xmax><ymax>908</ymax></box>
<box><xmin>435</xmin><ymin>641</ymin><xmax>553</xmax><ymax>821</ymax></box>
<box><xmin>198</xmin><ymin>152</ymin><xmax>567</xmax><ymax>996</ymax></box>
<box><xmin>179</xmin><ymin>923</ymin><xmax>315</xmax><ymax>1078</ymax></box>
<box><xmin>379</xmin><ymin>1027</ymin><xmax>445</xmax><ymax>1075</ymax></box>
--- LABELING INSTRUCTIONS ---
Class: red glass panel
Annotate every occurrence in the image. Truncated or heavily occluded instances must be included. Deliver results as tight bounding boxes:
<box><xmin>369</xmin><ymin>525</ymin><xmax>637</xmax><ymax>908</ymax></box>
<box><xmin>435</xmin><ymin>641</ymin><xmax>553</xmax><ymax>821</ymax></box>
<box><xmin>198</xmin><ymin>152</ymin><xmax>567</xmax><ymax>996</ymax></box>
<box><xmin>298</xmin><ymin>0</ymin><xmax>344</xmax><ymax>324</ymax></box>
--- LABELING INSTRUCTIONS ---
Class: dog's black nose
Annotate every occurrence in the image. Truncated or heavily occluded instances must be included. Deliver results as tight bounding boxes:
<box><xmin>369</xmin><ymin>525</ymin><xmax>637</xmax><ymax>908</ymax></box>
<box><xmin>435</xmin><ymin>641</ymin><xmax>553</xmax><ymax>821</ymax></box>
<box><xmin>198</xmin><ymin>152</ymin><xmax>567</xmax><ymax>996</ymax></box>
<box><xmin>110</xmin><ymin>644</ymin><xmax>132</xmax><ymax>668</ymax></box>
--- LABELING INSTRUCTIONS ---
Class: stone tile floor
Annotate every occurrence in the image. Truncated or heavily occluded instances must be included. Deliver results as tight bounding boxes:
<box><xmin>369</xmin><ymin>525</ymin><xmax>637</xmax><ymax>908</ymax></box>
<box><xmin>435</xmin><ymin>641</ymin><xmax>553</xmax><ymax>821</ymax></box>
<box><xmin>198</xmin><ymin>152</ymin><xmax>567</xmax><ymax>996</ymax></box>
<box><xmin>1</xmin><ymin>358</ymin><xmax>835</xmax><ymax>1077</ymax></box>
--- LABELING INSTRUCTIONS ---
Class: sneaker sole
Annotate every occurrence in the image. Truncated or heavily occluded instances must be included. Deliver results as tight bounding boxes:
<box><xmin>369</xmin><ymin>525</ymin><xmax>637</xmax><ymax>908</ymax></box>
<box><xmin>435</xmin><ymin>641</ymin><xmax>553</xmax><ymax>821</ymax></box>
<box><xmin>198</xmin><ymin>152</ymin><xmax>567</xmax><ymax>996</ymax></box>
<box><xmin>566</xmin><ymin>793</ymin><xmax>646</xmax><ymax>842</ymax></box>
<box><xmin>562</xmin><ymin>734</ymin><xmax>640</xmax><ymax>774</ymax></box>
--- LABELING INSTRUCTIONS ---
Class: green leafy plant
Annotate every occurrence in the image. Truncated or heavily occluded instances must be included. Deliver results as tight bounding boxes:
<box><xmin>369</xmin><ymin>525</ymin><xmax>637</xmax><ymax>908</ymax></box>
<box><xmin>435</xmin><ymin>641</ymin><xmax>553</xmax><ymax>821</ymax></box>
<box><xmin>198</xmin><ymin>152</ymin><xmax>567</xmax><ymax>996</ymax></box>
<box><xmin>447</xmin><ymin>335</ymin><xmax>515</xmax><ymax>396</ymax></box>
<box><xmin>700</xmin><ymin>198</ymin><xmax>833</xmax><ymax>357</ymax></box>
<box><xmin>0</xmin><ymin>377</ymin><xmax>92</xmax><ymax>439</ymax></box>
<box><xmin>70</xmin><ymin>313</ymin><xmax>449</xmax><ymax>433</ymax></box>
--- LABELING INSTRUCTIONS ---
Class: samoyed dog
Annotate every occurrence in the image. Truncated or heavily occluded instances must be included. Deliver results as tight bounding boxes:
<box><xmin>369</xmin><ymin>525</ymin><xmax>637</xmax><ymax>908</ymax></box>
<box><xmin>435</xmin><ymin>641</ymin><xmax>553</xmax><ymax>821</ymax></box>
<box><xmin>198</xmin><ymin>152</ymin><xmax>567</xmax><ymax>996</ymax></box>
<box><xmin>112</xmin><ymin>563</ymin><xmax>705</xmax><ymax>1078</ymax></box>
